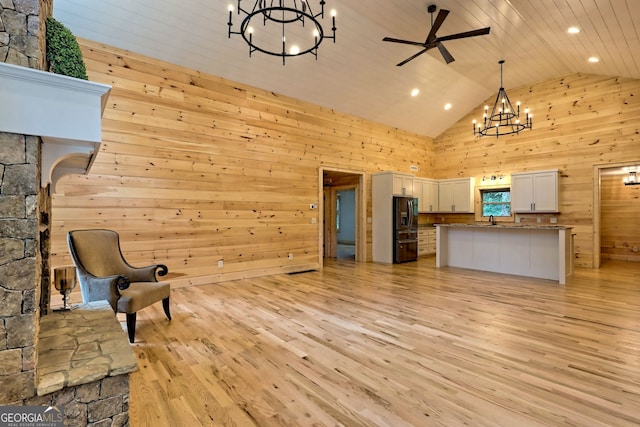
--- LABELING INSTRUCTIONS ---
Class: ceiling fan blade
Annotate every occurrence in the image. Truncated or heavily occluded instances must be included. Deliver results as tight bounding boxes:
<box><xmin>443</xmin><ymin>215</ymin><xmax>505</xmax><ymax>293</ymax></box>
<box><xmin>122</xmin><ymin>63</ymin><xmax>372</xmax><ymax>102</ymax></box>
<box><xmin>382</xmin><ymin>37</ymin><xmax>426</xmax><ymax>47</ymax></box>
<box><xmin>425</xmin><ymin>9</ymin><xmax>450</xmax><ymax>43</ymax></box>
<box><xmin>396</xmin><ymin>48</ymin><xmax>430</xmax><ymax>66</ymax></box>
<box><xmin>436</xmin><ymin>27</ymin><xmax>491</xmax><ymax>43</ymax></box>
<box><xmin>436</xmin><ymin>42</ymin><xmax>455</xmax><ymax>64</ymax></box>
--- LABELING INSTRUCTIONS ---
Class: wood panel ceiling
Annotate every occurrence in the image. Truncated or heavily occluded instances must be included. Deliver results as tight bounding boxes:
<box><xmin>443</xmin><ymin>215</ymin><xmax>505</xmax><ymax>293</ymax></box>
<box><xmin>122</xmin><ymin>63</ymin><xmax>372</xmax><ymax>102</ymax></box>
<box><xmin>53</xmin><ymin>0</ymin><xmax>640</xmax><ymax>138</ymax></box>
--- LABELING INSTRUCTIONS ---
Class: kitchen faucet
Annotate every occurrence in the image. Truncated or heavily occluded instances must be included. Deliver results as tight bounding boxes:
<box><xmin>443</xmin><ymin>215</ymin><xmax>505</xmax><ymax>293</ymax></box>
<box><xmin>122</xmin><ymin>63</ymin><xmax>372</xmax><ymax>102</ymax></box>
<box><xmin>489</xmin><ymin>215</ymin><xmax>496</xmax><ymax>225</ymax></box>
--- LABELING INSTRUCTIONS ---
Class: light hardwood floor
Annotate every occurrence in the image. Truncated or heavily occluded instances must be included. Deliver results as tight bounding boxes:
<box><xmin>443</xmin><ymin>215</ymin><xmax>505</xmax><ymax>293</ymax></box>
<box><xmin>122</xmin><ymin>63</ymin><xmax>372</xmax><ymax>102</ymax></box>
<box><xmin>127</xmin><ymin>258</ymin><xmax>640</xmax><ymax>426</ymax></box>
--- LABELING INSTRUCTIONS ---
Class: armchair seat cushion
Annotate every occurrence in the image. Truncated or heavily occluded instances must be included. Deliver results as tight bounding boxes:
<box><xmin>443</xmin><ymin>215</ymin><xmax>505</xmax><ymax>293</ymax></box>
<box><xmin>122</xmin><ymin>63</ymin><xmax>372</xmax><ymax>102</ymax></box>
<box><xmin>117</xmin><ymin>281</ymin><xmax>170</xmax><ymax>314</ymax></box>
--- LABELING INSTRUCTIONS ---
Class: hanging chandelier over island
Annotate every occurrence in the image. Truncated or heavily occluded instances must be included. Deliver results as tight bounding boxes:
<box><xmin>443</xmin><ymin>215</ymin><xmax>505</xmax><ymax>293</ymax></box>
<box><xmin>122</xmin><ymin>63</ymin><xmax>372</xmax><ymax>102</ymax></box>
<box><xmin>473</xmin><ymin>60</ymin><xmax>532</xmax><ymax>138</ymax></box>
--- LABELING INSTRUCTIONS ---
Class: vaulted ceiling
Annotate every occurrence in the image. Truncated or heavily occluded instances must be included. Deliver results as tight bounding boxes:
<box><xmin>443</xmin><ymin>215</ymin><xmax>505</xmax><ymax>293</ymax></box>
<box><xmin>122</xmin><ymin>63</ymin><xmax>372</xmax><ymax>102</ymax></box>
<box><xmin>54</xmin><ymin>0</ymin><xmax>640</xmax><ymax>139</ymax></box>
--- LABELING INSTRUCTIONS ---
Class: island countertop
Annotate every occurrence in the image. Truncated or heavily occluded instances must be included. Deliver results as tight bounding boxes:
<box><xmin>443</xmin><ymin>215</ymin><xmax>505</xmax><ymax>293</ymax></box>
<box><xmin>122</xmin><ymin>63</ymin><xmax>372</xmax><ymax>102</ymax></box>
<box><xmin>436</xmin><ymin>224</ymin><xmax>574</xmax><ymax>284</ymax></box>
<box><xmin>436</xmin><ymin>223</ymin><xmax>572</xmax><ymax>230</ymax></box>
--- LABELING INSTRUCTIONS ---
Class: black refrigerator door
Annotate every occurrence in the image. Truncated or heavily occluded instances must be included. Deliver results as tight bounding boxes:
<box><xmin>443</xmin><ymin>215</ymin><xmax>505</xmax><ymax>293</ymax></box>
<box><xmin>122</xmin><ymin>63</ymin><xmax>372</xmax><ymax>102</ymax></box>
<box><xmin>393</xmin><ymin>196</ymin><xmax>418</xmax><ymax>263</ymax></box>
<box><xmin>394</xmin><ymin>196</ymin><xmax>413</xmax><ymax>231</ymax></box>
<box><xmin>394</xmin><ymin>239</ymin><xmax>418</xmax><ymax>263</ymax></box>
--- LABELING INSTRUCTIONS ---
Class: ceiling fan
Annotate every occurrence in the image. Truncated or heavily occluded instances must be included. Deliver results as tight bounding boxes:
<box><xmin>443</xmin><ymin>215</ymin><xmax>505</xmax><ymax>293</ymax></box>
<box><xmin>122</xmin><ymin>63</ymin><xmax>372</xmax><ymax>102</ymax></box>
<box><xmin>383</xmin><ymin>4</ymin><xmax>491</xmax><ymax>66</ymax></box>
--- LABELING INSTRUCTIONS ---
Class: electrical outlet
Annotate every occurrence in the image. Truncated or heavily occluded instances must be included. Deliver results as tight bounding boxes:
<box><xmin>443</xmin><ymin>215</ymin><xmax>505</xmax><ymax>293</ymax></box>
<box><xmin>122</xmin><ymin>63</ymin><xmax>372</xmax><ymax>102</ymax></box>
<box><xmin>633</xmin><ymin>246</ymin><xmax>639</xmax><ymax>253</ymax></box>
<box><xmin>311</xmin><ymin>217</ymin><xmax>317</xmax><ymax>224</ymax></box>
<box><xmin>537</xmin><ymin>217</ymin><xmax>542</xmax><ymax>223</ymax></box>
<box><xmin>288</xmin><ymin>253</ymin><xmax>293</xmax><ymax>260</ymax></box>
<box><xmin>550</xmin><ymin>217</ymin><xmax>558</xmax><ymax>224</ymax></box>
<box><xmin>217</xmin><ymin>260</ymin><xmax>223</xmax><ymax>268</ymax></box>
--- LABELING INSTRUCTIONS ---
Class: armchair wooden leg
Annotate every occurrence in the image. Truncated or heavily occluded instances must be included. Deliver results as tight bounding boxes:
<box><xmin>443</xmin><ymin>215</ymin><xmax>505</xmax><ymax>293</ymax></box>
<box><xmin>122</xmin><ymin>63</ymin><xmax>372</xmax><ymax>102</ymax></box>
<box><xmin>162</xmin><ymin>297</ymin><xmax>171</xmax><ymax>320</ymax></box>
<box><xmin>126</xmin><ymin>313</ymin><xmax>137</xmax><ymax>343</ymax></box>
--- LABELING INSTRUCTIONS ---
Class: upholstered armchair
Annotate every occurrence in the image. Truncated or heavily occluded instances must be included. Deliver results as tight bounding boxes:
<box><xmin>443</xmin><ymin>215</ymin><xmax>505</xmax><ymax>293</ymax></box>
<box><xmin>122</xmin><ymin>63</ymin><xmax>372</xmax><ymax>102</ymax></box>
<box><xmin>67</xmin><ymin>229</ymin><xmax>171</xmax><ymax>343</ymax></box>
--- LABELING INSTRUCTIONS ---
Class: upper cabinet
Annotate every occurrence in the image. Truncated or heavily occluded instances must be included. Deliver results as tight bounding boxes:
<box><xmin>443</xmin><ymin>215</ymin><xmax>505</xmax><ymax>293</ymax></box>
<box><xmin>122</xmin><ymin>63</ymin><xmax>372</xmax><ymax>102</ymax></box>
<box><xmin>511</xmin><ymin>170</ymin><xmax>559</xmax><ymax>213</ymax></box>
<box><xmin>415</xmin><ymin>178</ymin><xmax>438</xmax><ymax>212</ymax></box>
<box><xmin>438</xmin><ymin>178</ymin><xmax>475</xmax><ymax>213</ymax></box>
<box><xmin>373</xmin><ymin>172</ymin><xmax>475</xmax><ymax>213</ymax></box>
<box><xmin>391</xmin><ymin>173</ymin><xmax>415</xmax><ymax>196</ymax></box>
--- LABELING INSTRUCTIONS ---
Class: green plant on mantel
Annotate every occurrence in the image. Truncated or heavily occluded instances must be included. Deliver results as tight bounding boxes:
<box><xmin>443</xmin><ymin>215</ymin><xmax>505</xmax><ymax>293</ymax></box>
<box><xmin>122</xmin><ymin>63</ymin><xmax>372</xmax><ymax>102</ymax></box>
<box><xmin>45</xmin><ymin>17</ymin><xmax>88</xmax><ymax>80</ymax></box>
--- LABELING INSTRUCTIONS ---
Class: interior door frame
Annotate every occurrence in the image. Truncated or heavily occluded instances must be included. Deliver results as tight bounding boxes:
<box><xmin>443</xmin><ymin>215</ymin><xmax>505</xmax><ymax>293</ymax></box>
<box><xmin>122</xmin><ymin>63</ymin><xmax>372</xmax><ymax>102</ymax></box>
<box><xmin>323</xmin><ymin>186</ymin><xmax>338</xmax><ymax>258</ymax></box>
<box><xmin>592</xmin><ymin>160</ymin><xmax>640</xmax><ymax>268</ymax></box>
<box><xmin>318</xmin><ymin>168</ymin><xmax>366</xmax><ymax>265</ymax></box>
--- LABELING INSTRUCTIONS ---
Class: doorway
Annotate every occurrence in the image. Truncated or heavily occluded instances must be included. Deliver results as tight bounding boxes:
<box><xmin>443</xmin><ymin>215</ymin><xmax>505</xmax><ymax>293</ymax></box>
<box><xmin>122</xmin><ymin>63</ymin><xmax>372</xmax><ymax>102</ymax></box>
<box><xmin>593</xmin><ymin>160</ymin><xmax>640</xmax><ymax>268</ymax></box>
<box><xmin>320</xmin><ymin>169</ymin><xmax>365</xmax><ymax>262</ymax></box>
<box><xmin>336</xmin><ymin>189</ymin><xmax>356</xmax><ymax>259</ymax></box>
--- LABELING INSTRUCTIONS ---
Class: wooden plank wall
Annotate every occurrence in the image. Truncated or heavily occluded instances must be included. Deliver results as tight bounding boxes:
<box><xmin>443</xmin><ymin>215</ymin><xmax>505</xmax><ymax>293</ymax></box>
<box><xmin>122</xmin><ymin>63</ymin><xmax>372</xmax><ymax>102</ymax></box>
<box><xmin>49</xmin><ymin>39</ymin><xmax>435</xmax><ymax>288</ymax></box>
<box><xmin>600</xmin><ymin>174</ymin><xmax>640</xmax><ymax>262</ymax></box>
<box><xmin>433</xmin><ymin>73</ymin><xmax>640</xmax><ymax>268</ymax></box>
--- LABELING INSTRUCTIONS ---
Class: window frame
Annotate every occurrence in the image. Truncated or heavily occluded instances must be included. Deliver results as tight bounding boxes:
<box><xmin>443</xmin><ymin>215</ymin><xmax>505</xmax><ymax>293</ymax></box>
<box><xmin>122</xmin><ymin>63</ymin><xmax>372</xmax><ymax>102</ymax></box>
<box><xmin>474</xmin><ymin>185</ymin><xmax>514</xmax><ymax>223</ymax></box>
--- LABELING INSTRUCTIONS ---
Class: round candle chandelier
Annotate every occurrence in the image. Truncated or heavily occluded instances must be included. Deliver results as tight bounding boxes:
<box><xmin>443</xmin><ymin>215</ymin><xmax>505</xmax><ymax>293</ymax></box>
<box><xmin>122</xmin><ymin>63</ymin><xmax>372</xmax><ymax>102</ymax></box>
<box><xmin>473</xmin><ymin>60</ymin><xmax>532</xmax><ymax>138</ymax></box>
<box><xmin>227</xmin><ymin>0</ymin><xmax>337</xmax><ymax>65</ymax></box>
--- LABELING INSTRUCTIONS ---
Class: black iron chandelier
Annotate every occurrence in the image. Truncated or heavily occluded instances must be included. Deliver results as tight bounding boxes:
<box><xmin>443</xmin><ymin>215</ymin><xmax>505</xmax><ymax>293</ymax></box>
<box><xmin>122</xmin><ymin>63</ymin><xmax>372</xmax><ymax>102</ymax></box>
<box><xmin>227</xmin><ymin>0</ymin><xmax>337</xmax><ymax>65</ymax></box>
<box><xmin>473</xmin><ymin>60</ymin><xmax>532</xmax><ymax>138</ymax></box>
<box><xmin>623</xmin><ymin>169</ymin><xmax>639</xmax><ymax>186</ymax></box>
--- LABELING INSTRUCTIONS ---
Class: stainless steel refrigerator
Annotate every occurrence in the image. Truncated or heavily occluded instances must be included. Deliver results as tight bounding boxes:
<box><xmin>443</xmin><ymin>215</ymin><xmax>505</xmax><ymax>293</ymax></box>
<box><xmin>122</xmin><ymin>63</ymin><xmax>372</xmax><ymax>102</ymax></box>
<box><xmin>393</xmin><ymin>196</ymin><xmax>418</xmax><ymax>263</ymax></box>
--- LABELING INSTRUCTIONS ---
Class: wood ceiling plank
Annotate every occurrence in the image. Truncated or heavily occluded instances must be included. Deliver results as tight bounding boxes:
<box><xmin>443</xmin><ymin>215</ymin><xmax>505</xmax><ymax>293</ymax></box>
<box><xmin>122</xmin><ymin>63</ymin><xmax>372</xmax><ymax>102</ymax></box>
<box><xmin>52</xmin><ymin>0</ymin><xmax>640</xmax><ymax>138</ymax></box>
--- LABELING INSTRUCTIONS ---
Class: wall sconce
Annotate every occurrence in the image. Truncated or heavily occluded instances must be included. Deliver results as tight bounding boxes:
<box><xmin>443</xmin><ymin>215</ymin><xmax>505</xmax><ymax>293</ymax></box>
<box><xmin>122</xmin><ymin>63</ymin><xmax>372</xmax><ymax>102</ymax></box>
<box><xmin>482</xmin><ymin>175</ymin><xmax>505</xmax><ymax>183</ymax></box>
<box><xmin>53</xmin><ymin>266</ymin><xmax>77</xmax><ymax>311</ymax></box>
<box><xmin>623</xmin><ymin>168</ymin><xmax>639</xmax><ymax>186</ymax></box>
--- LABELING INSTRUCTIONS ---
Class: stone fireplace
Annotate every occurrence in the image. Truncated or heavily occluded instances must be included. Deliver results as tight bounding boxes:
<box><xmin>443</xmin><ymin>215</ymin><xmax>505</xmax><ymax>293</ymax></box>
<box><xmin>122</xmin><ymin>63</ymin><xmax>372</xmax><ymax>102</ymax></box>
<box><xmin>0</xmin><ymin>0</ymin><xmax>51</xmax><ymax>405</ymax></box>
<box><xmin>1</xmin><ymin>2</ymin><xmax>133</xmax><ymax>425</ymax></box>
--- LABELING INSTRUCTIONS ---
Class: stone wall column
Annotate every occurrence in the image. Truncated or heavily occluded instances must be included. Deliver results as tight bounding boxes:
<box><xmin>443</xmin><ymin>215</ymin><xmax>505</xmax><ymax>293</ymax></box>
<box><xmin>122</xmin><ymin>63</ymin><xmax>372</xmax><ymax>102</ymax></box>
<box><xmin>0</xmin><ymin>0</ymin><xmax>52</xmax><ymax>404</ymax></box>
<box><xmin>0</xmin><ymin>134</ymin><xmax>39</xmax><ymax>404</ymax></box>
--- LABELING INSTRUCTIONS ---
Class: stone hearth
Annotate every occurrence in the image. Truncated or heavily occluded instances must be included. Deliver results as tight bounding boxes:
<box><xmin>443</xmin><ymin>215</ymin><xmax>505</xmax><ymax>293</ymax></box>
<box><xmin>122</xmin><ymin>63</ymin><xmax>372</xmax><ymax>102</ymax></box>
<box><xmin>26</xmin><ymin>301</ymin><xmax>137</xmax><ymax>426</ymax></box>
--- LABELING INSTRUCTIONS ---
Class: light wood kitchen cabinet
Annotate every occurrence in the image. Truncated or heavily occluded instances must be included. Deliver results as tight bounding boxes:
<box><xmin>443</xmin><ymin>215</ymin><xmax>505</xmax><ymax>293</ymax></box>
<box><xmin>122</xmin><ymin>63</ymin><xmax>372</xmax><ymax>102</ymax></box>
<box><xmin>415</xmin><ymin>178</ymin><xmax>438</xmax><ymax>212</ymax></box>
<box><xmin>418</xmin><ymin>227</ymin><xmax>436</xmax><ymax>256</ymax></box>
<box><xmin>437</xmin><ymin>178</ymin><xmax>475</xmax><ymax>213</ymax></box>
<box><xmin>511</xmin><ymin>170</ymin><xmax>559</xmax><ymax>212</ymax></box>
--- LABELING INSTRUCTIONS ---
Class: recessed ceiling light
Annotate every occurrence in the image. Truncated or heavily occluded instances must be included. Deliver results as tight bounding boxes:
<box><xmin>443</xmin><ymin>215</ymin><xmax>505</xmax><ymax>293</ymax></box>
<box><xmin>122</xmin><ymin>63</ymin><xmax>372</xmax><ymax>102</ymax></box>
<box><xmin>444</xmin><ymin>103</ymin><xmax>452</xmax><ymax>110</ymax></box>
<box><xmin>567</xmin><ymin>27</ymin><xmax>580</xmax><ymax>34</ymax></box>
<box><xmin>411</xmin><ymin>88</ymin><xmax>420</xmax><ymax>97</ymax></box>
<box><xmin>588</xmin><ymin>56</ymin><xmax>600</xmax><ymax>63</ymax></box>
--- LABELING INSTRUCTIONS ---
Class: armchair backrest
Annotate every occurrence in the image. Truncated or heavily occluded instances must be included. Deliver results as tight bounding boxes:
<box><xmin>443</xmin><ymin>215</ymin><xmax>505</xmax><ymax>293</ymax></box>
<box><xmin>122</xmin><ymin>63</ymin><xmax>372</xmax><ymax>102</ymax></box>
<box><xmin>67</xmin><ymin>229</ymin><xmax>131</xmax><ymax>277</ymax></box>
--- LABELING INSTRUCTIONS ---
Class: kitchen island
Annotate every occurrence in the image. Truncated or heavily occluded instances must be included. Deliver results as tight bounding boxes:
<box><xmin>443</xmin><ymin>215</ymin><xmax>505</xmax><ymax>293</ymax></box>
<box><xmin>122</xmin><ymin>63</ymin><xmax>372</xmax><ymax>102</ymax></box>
<box><xmin>436</xmin><ymin>223</ymin><xmax>573</xmax><ymax>284</ymax></box>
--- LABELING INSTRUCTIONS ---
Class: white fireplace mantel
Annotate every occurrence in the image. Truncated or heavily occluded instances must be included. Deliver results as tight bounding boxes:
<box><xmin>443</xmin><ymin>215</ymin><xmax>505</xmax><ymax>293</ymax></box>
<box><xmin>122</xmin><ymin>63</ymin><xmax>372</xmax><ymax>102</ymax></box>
<box><xmin>0</xmin><ymin>62</ymin><xmax>111</xmax><ymax>192</ymax></box>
